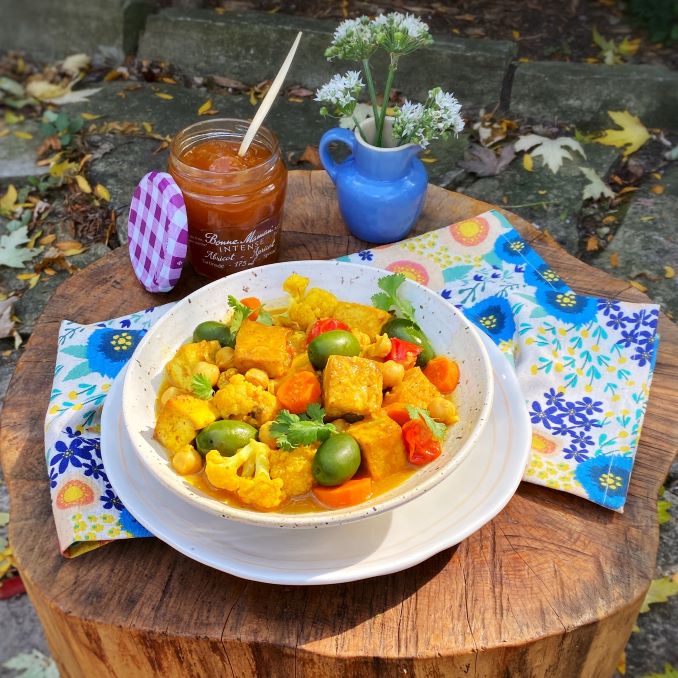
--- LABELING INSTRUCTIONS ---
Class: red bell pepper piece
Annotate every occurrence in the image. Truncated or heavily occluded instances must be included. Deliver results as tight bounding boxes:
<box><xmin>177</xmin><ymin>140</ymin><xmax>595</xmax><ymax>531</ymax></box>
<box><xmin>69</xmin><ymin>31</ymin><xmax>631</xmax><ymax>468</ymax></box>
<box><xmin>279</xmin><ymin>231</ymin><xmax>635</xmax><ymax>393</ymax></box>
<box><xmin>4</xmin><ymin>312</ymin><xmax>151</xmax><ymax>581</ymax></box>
<box><xmin>402</xmin><ymin>419</ymin><xmax>442</xmax><ymax>465</ymax></box>
<box><xmin>387</xmin><ymin>337</ymin><xmax>422</xmax><ymax>369</ymax></box>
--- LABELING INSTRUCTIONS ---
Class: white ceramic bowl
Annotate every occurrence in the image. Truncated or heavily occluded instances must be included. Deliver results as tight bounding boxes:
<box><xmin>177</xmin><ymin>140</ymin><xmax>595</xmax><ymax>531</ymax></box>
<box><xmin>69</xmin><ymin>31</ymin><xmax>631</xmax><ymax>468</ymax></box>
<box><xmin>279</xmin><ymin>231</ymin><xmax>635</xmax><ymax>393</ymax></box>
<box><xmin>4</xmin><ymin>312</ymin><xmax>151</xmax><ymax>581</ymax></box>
<box><xmin>122</xmin><ymin>261</ymin><xmax>494</xmax><ymax>528</ymax></box>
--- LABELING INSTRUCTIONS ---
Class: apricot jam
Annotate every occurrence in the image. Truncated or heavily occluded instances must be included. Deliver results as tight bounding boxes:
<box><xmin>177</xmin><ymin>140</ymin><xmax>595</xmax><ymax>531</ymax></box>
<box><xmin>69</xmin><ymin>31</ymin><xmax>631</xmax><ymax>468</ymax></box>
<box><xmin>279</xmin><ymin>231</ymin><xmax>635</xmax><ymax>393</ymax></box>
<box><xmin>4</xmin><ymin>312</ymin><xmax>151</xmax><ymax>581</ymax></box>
<box><xmin>168</xmin><ymin>119</ymin><xmax>287</xmax><ymax>279</ymax></box>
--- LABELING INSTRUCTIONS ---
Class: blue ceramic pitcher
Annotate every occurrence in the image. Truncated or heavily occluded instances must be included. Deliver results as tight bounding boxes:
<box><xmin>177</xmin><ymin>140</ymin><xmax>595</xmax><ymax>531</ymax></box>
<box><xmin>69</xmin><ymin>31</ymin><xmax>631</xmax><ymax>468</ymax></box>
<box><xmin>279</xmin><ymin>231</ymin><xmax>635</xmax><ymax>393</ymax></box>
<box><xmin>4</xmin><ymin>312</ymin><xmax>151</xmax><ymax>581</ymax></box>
<box><xmin>318</xmin><ymin>117</ymin><xmax>428</xmax><ymax>244</ymax></box>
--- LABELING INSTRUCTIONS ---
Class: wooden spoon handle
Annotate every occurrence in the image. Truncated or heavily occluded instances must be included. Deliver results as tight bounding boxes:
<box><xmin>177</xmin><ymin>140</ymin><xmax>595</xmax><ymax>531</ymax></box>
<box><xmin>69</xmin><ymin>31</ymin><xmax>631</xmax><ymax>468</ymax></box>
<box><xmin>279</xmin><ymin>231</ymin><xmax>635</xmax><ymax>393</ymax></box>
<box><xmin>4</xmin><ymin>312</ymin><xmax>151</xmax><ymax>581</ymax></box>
<box><xmin>238</xmin><ymin>31</ymin><xmax>303</xmax><ymax>157</ymax></box>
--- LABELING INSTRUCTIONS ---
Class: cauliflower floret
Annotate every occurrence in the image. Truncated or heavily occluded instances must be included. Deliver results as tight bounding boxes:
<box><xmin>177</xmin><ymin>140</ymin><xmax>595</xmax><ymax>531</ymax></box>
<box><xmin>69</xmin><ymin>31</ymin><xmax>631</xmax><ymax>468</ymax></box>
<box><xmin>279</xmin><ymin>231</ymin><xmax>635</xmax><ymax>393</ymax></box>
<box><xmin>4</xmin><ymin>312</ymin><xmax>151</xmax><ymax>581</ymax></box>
<box><xmin>283</xmin><ymin>273</ymin><xmax>338</xmax><ymax>330</ymax></box>
<box><xmin>205</xmin><ymin>441</ymin><xmax>284</xmax><ymax>510</ymax></box>
<box><xmin>269</xmin><ymin>445</ymin><xmax>316</xmax><ymax>498</ymax></box>
<box><xmin>363</xmin><ymin>333</ymin><xmax>392</xmax><ymax>360</ymax></box>
<box><xmin>212</xmin><ymin>373</ymin><xmax>277</xmax><ymax>426</ymax></box>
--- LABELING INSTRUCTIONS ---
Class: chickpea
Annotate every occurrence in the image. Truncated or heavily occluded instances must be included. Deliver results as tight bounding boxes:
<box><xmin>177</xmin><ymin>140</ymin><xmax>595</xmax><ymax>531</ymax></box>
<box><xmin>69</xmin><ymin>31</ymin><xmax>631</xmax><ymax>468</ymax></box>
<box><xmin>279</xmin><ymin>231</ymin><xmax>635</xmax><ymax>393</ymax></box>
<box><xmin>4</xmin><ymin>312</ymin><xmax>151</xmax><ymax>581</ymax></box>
<box><xmin>193</xmin><ymin>361</ymin><xmax>220</xmax><ymax>386</ymax></box>
<box><xmin>429</xmin><ymin>397</ymin><xmax>459</xmax><ymax>425</ymax></box>
<box><xmin>159</xmin><ymin>386</ymin><xmax>183</xmax><ymax>408</ymax></box>
<box><xmin>332</xmin><ymin>418</ymin><xmax>350</xmax><ymax>433</ymax></box>
<box><xmin>215</xmin><ymin>346</ymin><xmax>235</xmax><ymax>370</ymax></box>
<box><xmin>171</xmin><ymin>446</ymin><xmax>203</xmax><ymax>475</ymax></box>
<box><xmin>379</xmin><ymin>360</ymin><xmax>405</xmax><ymax>389</ymax></box>
<box><xmin>258</xmin><ymin>421</ymin><xmax>278</xmax><ymax>449</ymax></box>
<box><xmin>245</xmin><ymin>368</ymin><xmax>269</xmax><ymax>390</ymax></box>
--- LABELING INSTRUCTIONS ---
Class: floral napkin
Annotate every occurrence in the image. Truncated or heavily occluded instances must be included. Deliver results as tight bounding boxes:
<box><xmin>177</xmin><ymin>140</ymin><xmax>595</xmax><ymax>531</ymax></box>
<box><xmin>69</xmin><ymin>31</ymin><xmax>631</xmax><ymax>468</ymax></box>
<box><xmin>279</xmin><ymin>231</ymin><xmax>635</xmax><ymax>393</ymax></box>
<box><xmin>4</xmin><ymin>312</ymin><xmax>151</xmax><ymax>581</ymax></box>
<box><xmin>45</xmin><ymin>209</ymin><xmax>660</xmax><ymax>556</ymax></box>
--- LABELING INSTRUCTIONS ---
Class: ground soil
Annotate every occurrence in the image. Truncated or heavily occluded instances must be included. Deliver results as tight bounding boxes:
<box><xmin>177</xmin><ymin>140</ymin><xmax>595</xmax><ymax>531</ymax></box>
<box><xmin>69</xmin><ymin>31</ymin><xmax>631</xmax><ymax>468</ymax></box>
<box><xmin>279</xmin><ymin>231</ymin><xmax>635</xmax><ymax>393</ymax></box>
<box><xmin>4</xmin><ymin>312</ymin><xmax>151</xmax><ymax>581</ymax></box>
<box><xmin>211</xmin><ymin>0</ymin><xmax>678</xmax><ymax>70</ymax></box>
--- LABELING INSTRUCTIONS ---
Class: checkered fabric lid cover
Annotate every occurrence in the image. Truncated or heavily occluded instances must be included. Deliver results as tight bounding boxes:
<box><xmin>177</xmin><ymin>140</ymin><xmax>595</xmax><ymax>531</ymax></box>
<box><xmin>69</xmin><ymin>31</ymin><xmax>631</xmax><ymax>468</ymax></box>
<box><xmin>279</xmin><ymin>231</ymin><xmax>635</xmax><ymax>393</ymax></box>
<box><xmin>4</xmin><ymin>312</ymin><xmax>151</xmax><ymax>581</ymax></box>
<box><xmin>127</xmin><ymin>172</ymin><xmax>188</xmax><ymax>293</ymax></box>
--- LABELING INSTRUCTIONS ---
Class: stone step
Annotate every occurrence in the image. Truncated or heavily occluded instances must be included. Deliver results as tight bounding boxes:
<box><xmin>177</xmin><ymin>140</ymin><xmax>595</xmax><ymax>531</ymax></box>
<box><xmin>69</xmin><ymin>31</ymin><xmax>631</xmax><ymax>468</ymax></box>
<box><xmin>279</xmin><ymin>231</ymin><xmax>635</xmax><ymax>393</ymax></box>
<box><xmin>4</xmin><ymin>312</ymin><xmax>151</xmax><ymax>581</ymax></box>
<box><xmin>0</xmin><ymin>0</ymin><xmax>151</xmax><ymax>62</ymax></box>
<box><xmin>137</xmin><ymin>8</ymin><xmax>516</xmax><ymax>112</ymax></box>
<box><xmin>590</xmin><ymin>164</ymin><xmax>678</xmax><ymax>317</ymax></box>
<box><xmin>510</xmin><ymin>62</ymin><xmax>678</xmax><ymax>131</ymax></box>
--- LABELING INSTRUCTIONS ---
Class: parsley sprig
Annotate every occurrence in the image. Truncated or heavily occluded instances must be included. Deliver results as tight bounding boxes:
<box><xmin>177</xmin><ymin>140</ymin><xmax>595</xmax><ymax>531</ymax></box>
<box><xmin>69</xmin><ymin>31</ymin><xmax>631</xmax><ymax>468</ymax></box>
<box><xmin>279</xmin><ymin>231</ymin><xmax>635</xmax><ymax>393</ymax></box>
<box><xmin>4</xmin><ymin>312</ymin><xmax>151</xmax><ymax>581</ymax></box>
<box><xmin>270</xmin><ymin>403</ymin><xmax>337</xmax><ymax>450</ymax></box>
<box><xmin>406</xmin><ymin>405</ymin><xmax>446</xmax><ymax>440</ymax></box>
<box><xmin>227</xmin><ymin>295</ymin><xmax>252</xmax><ymax>334</ymax></box>
<box><xmin>191</xmin><ymin>373</ymin><xmax>214</xmax><ymax>400</ymax></box>
<box><xmin>371</xmin><ymin>273</ymin><xmax>417</xmax><ymax>324</ymax></box>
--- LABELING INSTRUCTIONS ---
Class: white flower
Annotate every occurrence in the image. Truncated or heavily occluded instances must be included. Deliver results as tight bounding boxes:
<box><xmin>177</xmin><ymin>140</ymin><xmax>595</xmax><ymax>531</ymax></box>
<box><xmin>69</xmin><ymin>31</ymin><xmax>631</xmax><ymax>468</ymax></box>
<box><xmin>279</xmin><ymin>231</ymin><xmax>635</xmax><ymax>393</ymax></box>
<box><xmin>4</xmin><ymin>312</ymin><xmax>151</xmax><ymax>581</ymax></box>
<box><xmin>326</xmin><ymin>16</ymin><xmax>378</xmax><ymax>61</ymax></box>
<box><xmin>374</xmin><ymin>12</ymin><xmax>432</xmax><ymax>55</ymax></box>
<box><xmin>392</xmin><ymin>88</ymin><xmax>464</xmax><ymax>148</ymax></box>
<box><xmin>315</xmin><ymin>71</ymin><xmax>365</xmax><ymax>117</ymax></box>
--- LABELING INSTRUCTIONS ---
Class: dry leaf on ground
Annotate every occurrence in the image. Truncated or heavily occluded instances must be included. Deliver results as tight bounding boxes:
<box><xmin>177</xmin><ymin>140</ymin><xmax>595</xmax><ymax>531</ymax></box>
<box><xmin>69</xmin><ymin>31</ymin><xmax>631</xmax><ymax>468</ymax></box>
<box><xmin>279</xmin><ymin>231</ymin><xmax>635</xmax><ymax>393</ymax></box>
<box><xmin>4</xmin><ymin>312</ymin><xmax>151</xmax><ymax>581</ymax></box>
<box><xmin>0</xmin><ymin>226</ymin><xmax>43</xmax><ymax>268</ymax></box>
<box><xmin>514</xmin><ymin>134</ymin><xmax>586</xmax><ymax>174</ymax></box>
<box><xmin>595</xmin><ymin>111</ymin><xmax>650</xmax><ymax>158</ymax></box>
<box><xmin>0</xmin><ymin>297</ymin><xmax>17</xmax><ymax>338</ymax></box>
<box><xmin>299</xmin><ymin>145</ymin><xmax>321</xmax><ymax>168</ymax></box>
<box><xmin>580</xmin><ymin>166</ymin><xmax>615</xmax><ymax>201</ymax></box>
<box><xmin>459</xmin><ymin>144</ymin><xmax>516</xmax><ymax>177</ymax></box>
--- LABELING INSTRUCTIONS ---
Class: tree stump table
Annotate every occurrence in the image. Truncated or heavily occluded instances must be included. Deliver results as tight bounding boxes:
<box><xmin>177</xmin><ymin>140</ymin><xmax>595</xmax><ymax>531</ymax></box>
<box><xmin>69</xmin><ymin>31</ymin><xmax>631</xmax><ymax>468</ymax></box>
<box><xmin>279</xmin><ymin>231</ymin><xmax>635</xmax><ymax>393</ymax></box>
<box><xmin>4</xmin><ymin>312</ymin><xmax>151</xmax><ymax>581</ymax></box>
<box><xmin>2</xmin><ymin>171</ymin><xmax>677</xmax><ymax>677</ymax></box>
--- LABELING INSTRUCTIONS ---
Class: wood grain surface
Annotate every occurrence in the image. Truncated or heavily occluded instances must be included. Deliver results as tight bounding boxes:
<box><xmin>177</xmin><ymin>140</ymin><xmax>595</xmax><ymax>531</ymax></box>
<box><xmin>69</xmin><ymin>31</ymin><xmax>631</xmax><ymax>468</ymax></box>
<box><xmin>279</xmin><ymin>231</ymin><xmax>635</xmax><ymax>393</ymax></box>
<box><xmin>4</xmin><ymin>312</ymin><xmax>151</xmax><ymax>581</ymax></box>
<box><xmin>1</xmin><ymin>171</ymin><xmax>676</xmax><ymax>678</ymax></box>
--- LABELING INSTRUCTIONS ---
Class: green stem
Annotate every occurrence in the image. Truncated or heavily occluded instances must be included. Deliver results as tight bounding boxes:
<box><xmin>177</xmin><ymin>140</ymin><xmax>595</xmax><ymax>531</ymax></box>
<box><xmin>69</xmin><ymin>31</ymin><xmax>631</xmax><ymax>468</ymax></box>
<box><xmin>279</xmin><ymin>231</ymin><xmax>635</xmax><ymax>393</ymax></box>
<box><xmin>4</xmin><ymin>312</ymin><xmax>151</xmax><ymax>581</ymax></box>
<box><xmin>361</xmin><ymin>59</ymin><xmax>380</xmax><ymax>134</ymax></box>
<box><xmin>352</xmin><ymin>115</ymin><xmax>368</xmax><ymax>141</ymax></box>
<box><xmin>376</xmin><ymin>56</ymin><xmax>398</xmax><ymax>147</ymax></box>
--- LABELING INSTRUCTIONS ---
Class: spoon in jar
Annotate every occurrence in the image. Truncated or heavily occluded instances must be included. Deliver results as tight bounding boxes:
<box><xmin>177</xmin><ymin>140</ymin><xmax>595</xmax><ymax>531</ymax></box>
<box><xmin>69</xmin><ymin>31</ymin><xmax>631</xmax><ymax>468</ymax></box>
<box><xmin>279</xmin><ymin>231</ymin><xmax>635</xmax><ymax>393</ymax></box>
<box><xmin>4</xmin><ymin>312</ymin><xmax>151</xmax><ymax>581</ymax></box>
<box><xmin>238</xmin><ymin>31</ymin><xmax>303</xmax><ymax>157</ymax></box>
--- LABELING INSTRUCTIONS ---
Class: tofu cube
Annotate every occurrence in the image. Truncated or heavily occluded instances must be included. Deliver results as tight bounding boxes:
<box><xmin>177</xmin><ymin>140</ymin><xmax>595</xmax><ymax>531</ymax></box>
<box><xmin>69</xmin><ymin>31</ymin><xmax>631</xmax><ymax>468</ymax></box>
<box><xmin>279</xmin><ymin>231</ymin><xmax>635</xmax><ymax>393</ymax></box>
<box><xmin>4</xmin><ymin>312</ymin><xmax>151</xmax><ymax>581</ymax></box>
<box><xmin>234</xmin><ymin>319</ymin><xmax>291</xmax><ymax>378</ymax></box>
<box><xmin>322</xmin><ymin>355</ymin><xmax>383</xmax><ymax>419</ymax></box>
<box><xmin>383</xmin><ymin>367</ymin><xmax>442</xmax><ymax>409</ymax></box>
<box><xmin>154</xmin><ymin>394</ymin><xmax>217</xmax><ymax>454</ymax></box>
<box><xmin>348</xmin><ymin>416</ymin><xmax>408</xmax><ymax>480</ymax></box>
<box><xmin>332</xmin><ymin>301</ymin><xmax>392</xmax><ymax>339</ymax></box>
<box><xmin>166</xmin><ymin>340</ymin><xmax>221</xmax><ymax>390</ymax></box>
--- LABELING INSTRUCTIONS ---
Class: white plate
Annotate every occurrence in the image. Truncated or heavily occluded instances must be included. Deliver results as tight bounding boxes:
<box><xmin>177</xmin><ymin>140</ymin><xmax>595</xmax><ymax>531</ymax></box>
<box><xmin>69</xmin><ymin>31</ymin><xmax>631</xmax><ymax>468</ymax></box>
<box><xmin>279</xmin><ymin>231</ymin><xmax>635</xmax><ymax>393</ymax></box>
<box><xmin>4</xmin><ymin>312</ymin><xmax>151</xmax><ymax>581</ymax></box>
<box><xmin>101</xmin><ymin>332</ymin><xmax>530</xmax><ymax>585</ymax></box>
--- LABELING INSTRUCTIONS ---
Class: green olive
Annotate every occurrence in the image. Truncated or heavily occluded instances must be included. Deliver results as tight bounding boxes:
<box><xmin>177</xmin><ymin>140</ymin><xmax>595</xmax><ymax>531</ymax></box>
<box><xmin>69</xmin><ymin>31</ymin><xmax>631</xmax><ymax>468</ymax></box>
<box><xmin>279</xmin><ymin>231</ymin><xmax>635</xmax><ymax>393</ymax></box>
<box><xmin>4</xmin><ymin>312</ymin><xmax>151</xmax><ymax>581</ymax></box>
<box><xmin>193</xmin><ymin>321</ymin><xmax>235</xmax><ymax>348</ymax></box>
<box><xmin>382</xmin><ymin>318</ymin><xmax>434</xmax><ymax>367</ymax></box>
<box><xmin>307</xmin><ymin>329</ymin><xmax>361</xmax><ymax>370</ymax></box>
<box><xmin>195</xmin><ymin>420</ymin><xmax>257</xmax><ymax>457</ymax></box>
<box><xmin>312</xmin><ymin>433</ymin><xmax>361</xmax><ymax>486</ymax></box>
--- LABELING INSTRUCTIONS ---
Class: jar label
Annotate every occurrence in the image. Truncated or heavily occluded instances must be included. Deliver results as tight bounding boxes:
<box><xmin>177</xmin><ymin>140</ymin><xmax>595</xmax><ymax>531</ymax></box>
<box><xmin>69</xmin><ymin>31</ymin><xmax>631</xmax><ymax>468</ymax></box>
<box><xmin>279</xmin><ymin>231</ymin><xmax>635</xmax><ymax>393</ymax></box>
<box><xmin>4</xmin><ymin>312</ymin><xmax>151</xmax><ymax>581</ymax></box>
<box><xmin>190</xmin><ymin>218</ymin><xmax>280</xmax><ymax>274</ymax></box>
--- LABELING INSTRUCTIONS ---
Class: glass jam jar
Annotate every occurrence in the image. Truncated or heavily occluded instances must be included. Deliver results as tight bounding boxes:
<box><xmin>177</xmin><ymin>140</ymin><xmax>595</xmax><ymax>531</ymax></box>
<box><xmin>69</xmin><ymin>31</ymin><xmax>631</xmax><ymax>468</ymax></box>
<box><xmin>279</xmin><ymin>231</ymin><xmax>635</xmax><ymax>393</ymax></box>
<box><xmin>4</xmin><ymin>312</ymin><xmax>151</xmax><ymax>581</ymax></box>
<box><xmin>168</xmin><ymin>118</ymin><xmax>287</xmax><ymax>279</ymax></box>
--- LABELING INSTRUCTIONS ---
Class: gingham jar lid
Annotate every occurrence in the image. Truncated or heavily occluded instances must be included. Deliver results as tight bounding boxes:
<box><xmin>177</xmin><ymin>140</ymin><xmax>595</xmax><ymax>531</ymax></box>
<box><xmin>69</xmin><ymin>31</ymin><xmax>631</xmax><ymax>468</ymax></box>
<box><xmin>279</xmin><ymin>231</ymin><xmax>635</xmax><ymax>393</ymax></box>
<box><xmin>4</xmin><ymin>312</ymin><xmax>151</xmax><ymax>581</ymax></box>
<box><xmin>127</xmin><ymin>172</ymin><xmax>188</xmax><ymax>293</ymax></box>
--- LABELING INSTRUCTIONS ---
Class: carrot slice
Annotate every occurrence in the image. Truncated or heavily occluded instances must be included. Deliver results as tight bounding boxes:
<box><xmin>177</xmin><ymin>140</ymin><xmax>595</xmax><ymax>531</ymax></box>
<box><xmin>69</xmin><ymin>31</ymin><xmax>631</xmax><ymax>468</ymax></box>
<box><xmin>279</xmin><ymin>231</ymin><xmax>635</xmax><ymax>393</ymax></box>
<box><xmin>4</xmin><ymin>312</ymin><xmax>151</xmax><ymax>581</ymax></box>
<box><xmin>384</xmin><ymin>403</ymin><xmax>410</xmax><ymax>426</ymax></box>
<box><xmin>276</xmin><ymin>371</ymin><xmax>322</xmax><ymax>414</ymax></box>
<box><xmin>423</xmin><ymin>356</ymin><xmax>460</xmax><ymax>394</ymax></box>
<box><xmin>313</xmin><ymin>478</ymin><xmax>373</xmax><ymax>508</ymax></box>
<box><xmin>240</xmin><ymin>296</ymin><xmax>261</xmax><ymax>321</ymax></box>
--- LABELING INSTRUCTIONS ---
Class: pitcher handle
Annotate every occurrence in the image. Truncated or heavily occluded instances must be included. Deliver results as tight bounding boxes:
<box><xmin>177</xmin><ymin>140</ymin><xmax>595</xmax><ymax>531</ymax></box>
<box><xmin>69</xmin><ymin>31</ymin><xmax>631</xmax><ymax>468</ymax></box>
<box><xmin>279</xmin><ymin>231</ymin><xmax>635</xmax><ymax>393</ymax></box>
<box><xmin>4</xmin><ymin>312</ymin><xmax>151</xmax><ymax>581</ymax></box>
<box><xmin>319</xmin><ymin>127</ymin><xmax>356</xmax><ymax>183</ymax></box>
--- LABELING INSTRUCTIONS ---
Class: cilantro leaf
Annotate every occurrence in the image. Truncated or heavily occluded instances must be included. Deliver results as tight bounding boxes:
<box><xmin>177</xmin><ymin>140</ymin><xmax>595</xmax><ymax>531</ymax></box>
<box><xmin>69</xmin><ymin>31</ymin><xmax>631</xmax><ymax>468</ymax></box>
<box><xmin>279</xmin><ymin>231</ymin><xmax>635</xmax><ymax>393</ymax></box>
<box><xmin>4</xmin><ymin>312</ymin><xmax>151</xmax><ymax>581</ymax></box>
<box><xmin>228</xmin><ymin>295</ymin><xmax>252</xmax><ymax>334</ymax></box>
<box><xmin>270</xmin><ymin>405</ymin><xmax>337</xmax><ymax>450</ymax></box>
<box><xmin>256</xmin><ymin>309</ymin><xmax>274</xmax><ymax>325</ymax></box>
<box><xmin>371</xmin><ymin>273</ymin><xmax>417</xmax><ymax>324</ymax></box>
<box><xmin>406</xmin><ymin>405</ymin><xmax>447</xmax><ymax>440</ymax></box>
<box><xmin>191</xmin><ymin>373</ymin><xmax>214</xmax><ymax>400</ymax></box>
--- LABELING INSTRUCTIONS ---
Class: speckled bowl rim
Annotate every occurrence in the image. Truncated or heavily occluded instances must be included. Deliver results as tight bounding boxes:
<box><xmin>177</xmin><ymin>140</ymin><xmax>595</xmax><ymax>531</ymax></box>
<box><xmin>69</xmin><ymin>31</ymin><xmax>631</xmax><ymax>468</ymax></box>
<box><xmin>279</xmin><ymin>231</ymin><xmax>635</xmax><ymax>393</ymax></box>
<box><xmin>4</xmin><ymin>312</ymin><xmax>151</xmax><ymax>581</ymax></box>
<box><xmin>122</xmin><ymin>261</ymin><xmax>494</xmax><ymax>529</ymax></box>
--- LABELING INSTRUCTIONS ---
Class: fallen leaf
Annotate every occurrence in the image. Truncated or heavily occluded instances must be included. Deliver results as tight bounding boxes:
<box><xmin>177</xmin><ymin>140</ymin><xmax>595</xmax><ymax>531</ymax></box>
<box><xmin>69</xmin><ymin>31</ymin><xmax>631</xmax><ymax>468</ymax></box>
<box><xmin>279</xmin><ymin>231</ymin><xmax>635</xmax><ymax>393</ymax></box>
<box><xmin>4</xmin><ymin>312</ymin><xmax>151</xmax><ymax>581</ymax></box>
<box><xmin>0</xmin><ymin>574</ymin><xmax>25</xmax><ymax>599</ymax></box>
<box><xmin>512</xmin><ymin>30</ymin><xmax>521</xmax><ymax>40</ymax></box>
<box><xmin>580</xmin><ymin>166</ymin><xmax>615</xmax><ymax>201</ymax></box>
<box><xmin>248</xmin><ymin>88</ymin><xmax>258</xmax><ymax>106</ymax></box>
<box><xmin>160</xmin><ymin>77</ymin><xmax>177</xmax><ymax>85</ymax></box>
<box><xmin>13</xmin><ymin>131</ymin><xmax>33</xmax><ymax>140</ymax></box>
<box><xmin>639</xmin><ymin>663</ymin><xmax>678</xmax><ymax>678</ymax></box>
<box><xmin>287</xmin><ymin>86</ymin><xmax>314</xmax><ymax>98</ymax></box>
<box><xmin>81</xmin><ymin>112</ymin><xmax>101</xmax><ymax>120</ymax></box>
<box><xmin>75</xmin><ymin>175</ymin><xmax>92</xmax><ymax>193</ymax></box>
<box><xmin>95</xmin><ymin>184</ymin><xmax>110</xmax><ymax>202</ymax></box>
<box><xmin>658</xmin><ymin>491</ymin><xmax>673</xmax><ymax>524</ymax></box>
<box><xmin>142</xmin><ymin>121</ymin><xmax>153</xmax><ymax>134</ymax></box>
<box><xmin>17</xmin><ymin>272</ymin><xmax>40</xmax><ymax>288</ymax></box>
<box><xmin>664</xmin><ymin>265</ymin><xmax>675</xmax><ymax>279</ymax></box>
<box><xmin>61</xmin><ymin>53</ymin><xmax>90</xmax><ymax>77</ymax></box>
<box><xmin>198</xmin><ymin>99</ymin><xmax>217</xmax><ymax>116</ymax></box>
<box><xmin>640</xmin><ymin>574</ymin><xmax>678</xmax><ymax>613</ymax></box>
<box><xmin>2</xmin><ymin>650</ymin><xmax>59</xmax><ymax>678</ymax></box>
<box><xmin>4</xmin><ymin>111</ymin><xmax>24</xmax><ymax>124</ymax></box>
<box><xmin>459</xmin><ymin>144</ymin><xmax>516</xmax><ymax>177</ymax></box>
<box><xmin>0</xmin><ymin>184</ymin><xmax>18</xmax><ymax>215</ymax></box>
<box><xmin>595</xmin><ymin>110</ymin><xmax>650</xmax><ymax>157</ymax></box>
<box><xmin>514</xmin><ymin>134</ymin><xmax>586</xmax><ymax>174</ymax></box>
<box><xmin>0</xmin><ymin>511</ymin><xmax>8</xmax><ymax>527</ymax></box>
<box><xmin>602</xmin><ymin>215</ymin><xmax>617</xmax><ymax>225</ymax></box>
<box><xmin>640</xmin><ymin>216</ymin><xmax>656</xmax><ymax>222</ymax></box>
<box><xmin>610</xmin><ymin>252</ymin><xmax>620</xmax><ymax>268</ymax></box>
<box><xmin>55</xmin><ymin>240</ymin><xmax>84</xmax><ymax>252</ymax></box>
<box><xmin>212</xmin><ymin>75</ymin><xmax>248</xmax><ymax>91</ymax></box>
<box><xmin>0</xmin><ymin>299</ymin><xmax>16</xmax><ymax>338</ymax></box>
<box><xmin>616</xmin><ymin>650</ymin><xmax>626</xmax><ymax>676</ymax></box>
<box><xmin>0</xmin><ymin>76</ymin><xmax>24</xmax><ymax>98</ymax></box>
<box><xmin>629</xmin><ymin>280</ymin><xmax>648</xmax><ymax>293</ymax></box>
<box><xmin>651</xmin><ymin>185</ymin><xmax>665</xmax><ymax>195</ymax></box>
<box><xmin>586</xmin><ymin>235</ymin><xmax>600</xmax><ymax>251</ymax></box>
<box><xmin>618</xmin><ymin>186</ymin><xmax>639</xmax><ymax>195</ymax></box>
<box><xmin>299</xmin><ymin>145</ymin><xmax>321</xmax><ymax>168</ymax></box>
<box><xmin>0</xmin><ymin>226</ymin><xmax>43</xmax><ymax>268</ymax></box>
<box><xmin>522</xmin><ymin>153</ymin><xmax>534</xmax><ymax>172</ymax></box>
<box><xmin>154</xmin><ymin>92</ymin><xmax>174</xmax><ymax>100</ymax></box>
